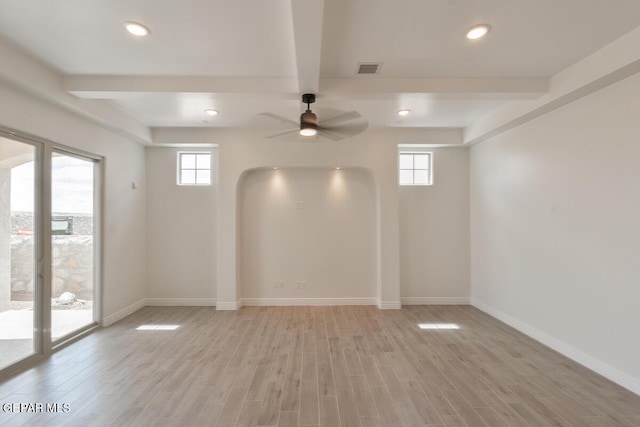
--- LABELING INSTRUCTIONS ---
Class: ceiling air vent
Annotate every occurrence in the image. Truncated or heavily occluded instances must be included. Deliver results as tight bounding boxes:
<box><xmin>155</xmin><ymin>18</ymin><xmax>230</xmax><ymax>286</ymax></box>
<box><xmin>357</xmin><ymin>62</ymin><xmax>382</xmax><ymax>75</ymax></box>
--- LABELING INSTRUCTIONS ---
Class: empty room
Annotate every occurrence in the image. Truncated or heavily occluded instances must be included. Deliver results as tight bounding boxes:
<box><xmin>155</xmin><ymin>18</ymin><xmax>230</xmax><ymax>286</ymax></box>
<box><xmin>1</xmin><ymin>1</ymin><xmax>640</xmax><ymax>426</ymax></box>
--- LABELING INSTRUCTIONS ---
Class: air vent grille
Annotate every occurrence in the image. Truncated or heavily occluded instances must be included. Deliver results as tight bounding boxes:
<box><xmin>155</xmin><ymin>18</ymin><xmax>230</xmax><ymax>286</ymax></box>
<box><xmin>357</xmin><ymin>62</ymin><xmax>382</xmax><ymax>75</ymax></box>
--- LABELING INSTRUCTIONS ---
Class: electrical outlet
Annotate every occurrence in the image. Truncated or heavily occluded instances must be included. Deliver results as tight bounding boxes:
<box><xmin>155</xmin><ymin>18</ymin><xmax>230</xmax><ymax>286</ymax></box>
<box><xmin>273</xmin><ymin>280</ymin><xmax>285</xmax><ymax>289</ymax></box>
<box><xmin>296</xmin><ymin>280</ymin><xmax>308</xmax><ymax>289</ymax></box>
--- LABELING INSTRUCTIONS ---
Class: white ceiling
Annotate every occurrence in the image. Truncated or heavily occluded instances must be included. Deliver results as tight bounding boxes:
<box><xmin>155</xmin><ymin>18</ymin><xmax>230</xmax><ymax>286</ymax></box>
<box><xmin>0</xmin><ymin>0</ymin><xmax>298</xmax><ymax>76</ymax></box>
<box><xmin>320</xmin><ymin>0</ymin><xmax>640</xmax><ymax>78</ymax></box>
<box><xmin>1</xmin><ymin>0</ymin><xmax>640</xmax><ymax>134</ymax></box>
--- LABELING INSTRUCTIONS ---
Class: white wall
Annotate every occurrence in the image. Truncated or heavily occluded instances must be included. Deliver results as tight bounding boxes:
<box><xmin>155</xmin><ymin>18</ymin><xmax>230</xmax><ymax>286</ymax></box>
<box><xmin>470</xmin><ymin>73</ymin><xmax>640</xmax><ymax>392</ymax></box>
<box><xmin>240</xmin><ymin>167</ymin><xmax>376</xmax><ymax>302</ymax></box>
<box><xmin>217</xmin><ymin>133</ymin><xmax>400</xmax><ymax>308</ymax></box>
<box><xmin>145</xmin><ymin>147</ymin><xmax>217</xmax><ymax>302</ymax></box>
<box><xmin>152</xmin><ymin>127</ymin><xmax>462</xmax><ymax>309</ymax></box>
<box><xmin>0</xmin><ymin>81</ymin><xmax>147</xmax><ymax>322</ymax></box>
<box><xmin>400</xmin><ymin>148</ymin><xmax>470</xmax><ymax>303</ymax></box>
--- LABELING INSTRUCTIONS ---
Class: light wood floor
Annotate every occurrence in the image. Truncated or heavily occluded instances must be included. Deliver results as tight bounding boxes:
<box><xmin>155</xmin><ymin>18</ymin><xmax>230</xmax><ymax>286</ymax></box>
<box><xmin>1</xmin><ymin>305</ymin><xmax>639</xmax><ymax>426</ymax></box>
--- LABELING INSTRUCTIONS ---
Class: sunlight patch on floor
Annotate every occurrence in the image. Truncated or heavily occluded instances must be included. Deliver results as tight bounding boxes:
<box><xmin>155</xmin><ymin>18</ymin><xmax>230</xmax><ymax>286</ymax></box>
<box><xmin>418</xmin><ymin>323</ymin><xmax>460</xmax><ymax>330</ymax></box>
<box><xmin>136</xmin><ymin>324</ymin><xmax>180</xmax><ymax>331</ymax></box>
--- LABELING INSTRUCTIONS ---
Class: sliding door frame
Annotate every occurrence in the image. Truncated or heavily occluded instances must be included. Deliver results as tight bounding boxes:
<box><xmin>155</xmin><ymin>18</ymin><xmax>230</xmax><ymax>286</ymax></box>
<box><xmin>0</xmin><ymin>128</ymin><xmax>45</xmax><ymax>377</ymax></box>
<box><xmin>0</xmin><ymin>126</ymin><xmax>103</xmax><ymax>379</ymax></box>
<box><xmin>50</xmin><ymin>146</ymin><xmax>103</xmax><ymax>349</ymax></box>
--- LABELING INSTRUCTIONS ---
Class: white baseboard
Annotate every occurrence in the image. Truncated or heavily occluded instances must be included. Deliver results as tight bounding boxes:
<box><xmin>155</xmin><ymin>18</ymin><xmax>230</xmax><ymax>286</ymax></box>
<box><xmin>216</xmin><ymin>300</ymin><xmax>242</xmax><ymax>310</ymax></box>
<box><xmin>401</xmin><ymin>297</ymin><xmax>470</xmax><ymax>305</ymax></box>
<box><xmin>242</xmin><ymin>297</ymin><xmax>376</xmax><ymax>306</ymax></box>
<box><xmin>471</xmin><ymin>298</ymin><xmax>640</xmax><ymax>397</ymax></box>
<box><xmin>145</xmin><ymin>298</ymin><xmax>216</xmax><ymax>306</ymax></box>
<box><xmin>101</xmin><ymin>299</ymin><xmax>146</xmax><ymax>327</ymax></box>
<box><xmin>377</xmin><ymin>300</ymin><xmax>402</xmax><ymax>309</ymax></box>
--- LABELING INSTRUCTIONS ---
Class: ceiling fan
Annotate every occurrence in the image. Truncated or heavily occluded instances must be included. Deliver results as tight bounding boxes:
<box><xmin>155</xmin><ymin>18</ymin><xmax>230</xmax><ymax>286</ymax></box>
<box><xmin>251</xmin><ymin>93</ymin><xmax>368</xmax><ymax>141</ymax></box>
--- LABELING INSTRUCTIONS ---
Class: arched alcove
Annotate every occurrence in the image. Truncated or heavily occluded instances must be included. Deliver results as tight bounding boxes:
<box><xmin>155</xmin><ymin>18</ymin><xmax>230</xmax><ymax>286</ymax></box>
<box><xmin>237</xmin><ymin>167</ymin><xmax>377</xmax><ymax>304</ymax></box>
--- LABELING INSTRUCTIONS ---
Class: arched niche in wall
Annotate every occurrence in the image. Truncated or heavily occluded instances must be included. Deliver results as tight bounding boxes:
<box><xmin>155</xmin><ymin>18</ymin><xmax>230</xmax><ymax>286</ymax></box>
<box><xmin>237</xmin><ymin>167</ymin><xmax>377</xmax><ymax>303</ymax></box>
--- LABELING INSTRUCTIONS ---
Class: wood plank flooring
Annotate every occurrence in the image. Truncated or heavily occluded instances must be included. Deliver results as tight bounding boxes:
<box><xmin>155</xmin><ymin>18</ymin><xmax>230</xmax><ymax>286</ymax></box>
<box><xmin>1</xmin><ymin>305</ymin><xmax>639</xmax><ymax>426</ymax></box>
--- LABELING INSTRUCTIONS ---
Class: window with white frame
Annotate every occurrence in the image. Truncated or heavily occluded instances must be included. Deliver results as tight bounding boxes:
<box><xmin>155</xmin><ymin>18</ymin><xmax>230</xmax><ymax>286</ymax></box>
<box><xmin>399</xmin><ymin>151</ymin><xmax>432</xmax><ymax>185</ymax></box>
<box><xmin>177</xmin><ymin>152</ymin><xmax>211</xmax><ymax>185</ymax></box>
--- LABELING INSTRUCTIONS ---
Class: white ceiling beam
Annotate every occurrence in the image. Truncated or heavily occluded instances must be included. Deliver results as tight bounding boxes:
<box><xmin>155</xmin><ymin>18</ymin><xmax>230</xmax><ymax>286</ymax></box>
<box><xmin>0</xmin><ymin>39</ymin><xmax>151</xmax><ymax>144</ymax></box>
<box><xmin>64</xmin><ymin>76</ymin><xmax>299</xmax><ymax>99</ymax></box>
<box><xmin>64</xmin><ymin>74</ymin><xmax>547</xmax><ymax>101</ymax></box>
<box><xmin>464</xmin><ymin>25</ymin><xmax>640</xmax><ymax>144</ymax></box>
<box><xmin>321</xmin><ymin>77</ymin><xmax>549</xmax><ymax>99</ymax></box>
<box><xmin>290</xmin><ymin>0</ymin><xmax>325</xmax><ymax>95</ymax></box>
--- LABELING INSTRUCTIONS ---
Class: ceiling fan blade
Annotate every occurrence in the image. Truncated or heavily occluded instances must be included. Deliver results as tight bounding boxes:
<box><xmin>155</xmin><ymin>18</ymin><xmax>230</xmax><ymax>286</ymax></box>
<box><xmin>251</xmin><ymin>107</ymin><xmax>367</xmax><ymax>141</ymax></box>
<box><xmin>317</xmin><ymin>128</ymin><xmax>344</xmax><ymax>141</ymax></box>
<box><xmin>320</xmin><ymin>119</ymin><xmax>369</xmax><ymax>139</ymax></box>
<box><xmin>251</xmin><ymin>112</ymin><xmax>299</xmax><ymax>129</ymax></box>
<box><xmin>319</xmin><ymin>110</ymin><xmax>362</xmax><ymax>127</ymax></box>
<box><xmin>266</xmin><ymin>129</ymin><xmax>299</xmax><ymax>139</ymax></box>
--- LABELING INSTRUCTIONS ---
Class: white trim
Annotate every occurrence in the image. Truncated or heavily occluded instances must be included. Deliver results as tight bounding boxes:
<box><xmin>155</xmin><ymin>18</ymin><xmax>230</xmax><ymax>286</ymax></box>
<box><xmin>145</xmin><ymin>298</ymin><xmax>216</xmax><ymax>307</ymax></box>
<box><xmin>398</xmin><ymin>150</ymin><xmax>433</xmax><ymax>186</ymax></box>
<box><xmin>242</xmin><ymin>298</ymin><xmax>376</xmax><ymax>307</ymax></box>
<box><xmin>401</xmin><ymin>297</ymin><xmax>470</xmax><ymax>305</ymax></box>
<box><xmin>177</xmin><ymin>151</ymin><xmax>212</xmax><ymax>186</ymax></box>
<box><xmin>101</xmin><ymin>299</ymin><xmax>145</xmax><ymax>327</ymax></box>
<box><xmin>471</xmin><ymin>298</ymin><xmax>640</xmax><ymax>397</ymax></box>
<box><xmin>377</xmin><ymin>300</ymin><xmax>402</xmax><ymax>309</ymax></box>
<box><xmin>216</xmin><ymin>300</ymin><xmax>242</xmax><ymax>310</ymax></box>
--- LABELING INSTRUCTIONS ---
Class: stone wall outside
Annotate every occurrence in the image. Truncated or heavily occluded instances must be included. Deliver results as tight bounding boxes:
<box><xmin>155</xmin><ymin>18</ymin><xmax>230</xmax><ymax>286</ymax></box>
<box><xmin>10</xmin><ymin>212</ymin><xmax>94</xmax><ymax>301</ymax></box>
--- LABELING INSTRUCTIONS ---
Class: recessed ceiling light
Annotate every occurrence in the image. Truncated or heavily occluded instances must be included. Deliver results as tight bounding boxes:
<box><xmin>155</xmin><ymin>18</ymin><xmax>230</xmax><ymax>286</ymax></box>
<box><xmin>335</xmin><ymin>167</ymin><xmax>341</xmax><ymax>170</ymax></box>
<box><xmin>124</xmin><ymin>21</ymin><xmax>151</xmax><ymax>37</ymax></box>
<box><xmin>205</xmin><ymin>109</ymin><xmax>219</xmax><ymax>116</ymax></box>
<box><xmin>397</xmin><ymin>109</ymin><xmax>411</xmax><ymax>116</ymax></box>
<box><xmin>466</xmin><ymin>24</ymin><xmax>491</xmax><ymax>40</ymax></box>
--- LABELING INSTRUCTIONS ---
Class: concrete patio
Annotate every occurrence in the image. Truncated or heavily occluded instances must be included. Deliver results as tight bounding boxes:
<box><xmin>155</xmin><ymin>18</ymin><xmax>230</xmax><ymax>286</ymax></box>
<box><xmin>0</xmin><ymin>305</ymin><xmax>93</xmax><ymax>369</ymax></box>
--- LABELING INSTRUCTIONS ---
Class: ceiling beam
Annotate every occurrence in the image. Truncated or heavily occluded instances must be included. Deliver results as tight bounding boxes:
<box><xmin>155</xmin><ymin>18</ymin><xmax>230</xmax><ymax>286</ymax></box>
<box><xmin>464</xmin><ymin>25</ymin><xmax>640</xmax><ymax>144</ymax></box>
<box><xmin>64</xmin><ymin>76</ymin><xmax>299</xmax><ymax>99</ymax></box>
<box><xmin>290</xmin><ymin>0</ymin><xmax>325</xmax><ymax>95</ymax></box>
<box><xmin>321</xmin><ymin>77</ymin><xmax>549</xmax><ymax>99</ymax></box>
<box><xmin>64</xmin><ymin>74</ymin><xmax>547</xmax><ymax>101</ymax></box>
<box><xmin>0</xmin><ymin>39</ymin><xmax>151</xmax><ymax>144</ymax></box>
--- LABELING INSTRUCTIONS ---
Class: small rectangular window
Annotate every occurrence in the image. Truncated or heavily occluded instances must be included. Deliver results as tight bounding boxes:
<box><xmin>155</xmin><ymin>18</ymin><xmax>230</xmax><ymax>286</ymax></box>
<box><xmin>399</xmin><ymin>152</ymin><xmax>432</xmax><ymax>185</ymax></box>
<box><xmin>177</xmin><ymin>152</ymin><xmax>211</xmax><ymax>185</ymax></box>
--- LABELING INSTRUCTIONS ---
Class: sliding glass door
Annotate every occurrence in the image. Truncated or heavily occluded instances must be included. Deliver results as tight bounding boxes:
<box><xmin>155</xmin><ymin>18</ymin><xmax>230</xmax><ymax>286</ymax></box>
<box><xmin>0</xmin><ymin>129</ymin><xmax>100</xmax><ymax>375</ymax></box>
<box><xmin>0</xmin><ymin>136</ymin><xmax>38</xmax><ymax>369</ymax></box>
<box><xmin>51</xmin><ymin>152</ymin><xmax>97</xmax><ymax>342</ymax></box>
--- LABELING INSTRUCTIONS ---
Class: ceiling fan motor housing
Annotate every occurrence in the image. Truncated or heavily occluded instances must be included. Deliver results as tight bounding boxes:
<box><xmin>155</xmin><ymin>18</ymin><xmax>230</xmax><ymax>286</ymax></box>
<box><xmin>300</xmin><ymin>93</ymin><xmax>318</xmax><ymax>133</ymax></box>
<box><xmin>300</xmin><ymin>110</ymin><xmax>318</xmax><ymax>129</ymax></box>
<box><xmin>302</xmin><ymin>93</ymin><xmax>316</xmax><ymax>105</ymax></box>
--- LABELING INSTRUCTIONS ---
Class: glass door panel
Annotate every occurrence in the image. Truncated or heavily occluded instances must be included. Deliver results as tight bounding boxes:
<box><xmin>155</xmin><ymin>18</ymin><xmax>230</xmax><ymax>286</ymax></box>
<box><xmin>51</xmin><ymin>152</ymin><xmax>95</xmax><ymax>341</ymax></box>
<box><xmin>0</xmin><ymin>136</ymin><xmax>36</xmax><ymax>369</ymax></box>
